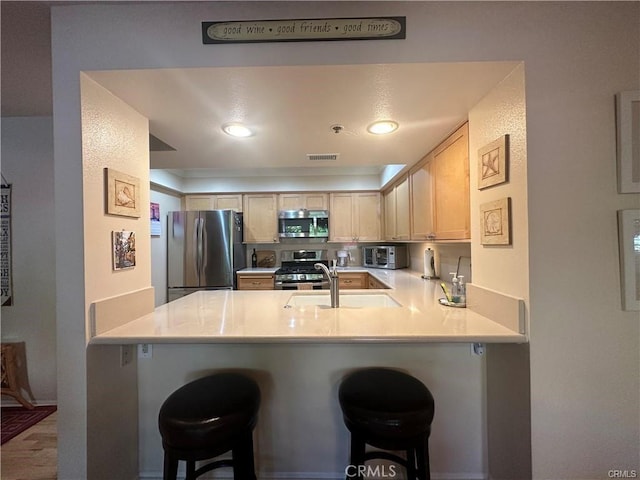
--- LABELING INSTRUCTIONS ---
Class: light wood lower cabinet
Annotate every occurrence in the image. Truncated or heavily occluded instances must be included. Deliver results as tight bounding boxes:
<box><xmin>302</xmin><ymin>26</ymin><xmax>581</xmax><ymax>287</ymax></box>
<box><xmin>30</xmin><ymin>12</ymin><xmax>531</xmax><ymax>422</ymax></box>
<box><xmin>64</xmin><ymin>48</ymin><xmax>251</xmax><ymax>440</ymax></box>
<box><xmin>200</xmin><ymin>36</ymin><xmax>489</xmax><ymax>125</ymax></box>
<box><xmin>367</xmin><ymin>274</ymin><xmax>388</xmax><ymax>289</ymax></box>
<box><xmin>338</xmin><ymin>272</ymin><xmax>368</xmax><ymax>289</ymax></box>
<box><xmin>237</xmin><ymin>274</ymin><xmax>274</xmax><ymax>290</ymax></box>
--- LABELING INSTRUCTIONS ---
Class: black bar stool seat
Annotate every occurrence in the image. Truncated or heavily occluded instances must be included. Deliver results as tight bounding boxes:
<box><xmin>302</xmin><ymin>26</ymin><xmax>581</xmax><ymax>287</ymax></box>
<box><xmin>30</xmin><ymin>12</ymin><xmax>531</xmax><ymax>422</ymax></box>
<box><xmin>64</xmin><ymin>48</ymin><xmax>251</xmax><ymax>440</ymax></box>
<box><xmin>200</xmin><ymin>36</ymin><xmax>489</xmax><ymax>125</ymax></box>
<box><xmin>158</xmin><ymin>372</ymin><xmax>260</xmax><ymax>480</ymax></box>
<box><xmin>338</xmin><ymin>367</ymin><xmax>435</xmax><ymax>480</ymax></box>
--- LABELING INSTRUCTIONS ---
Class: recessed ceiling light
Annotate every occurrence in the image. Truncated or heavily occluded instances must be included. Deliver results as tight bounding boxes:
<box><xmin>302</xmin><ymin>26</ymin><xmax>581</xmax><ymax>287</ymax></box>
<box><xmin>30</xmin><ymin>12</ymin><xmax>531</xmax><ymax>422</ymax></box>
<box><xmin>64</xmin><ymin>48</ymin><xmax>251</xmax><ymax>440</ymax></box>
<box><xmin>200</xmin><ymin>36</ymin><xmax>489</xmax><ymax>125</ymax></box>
<box><xmin>367</xmin><ymin>120</ymin><xmax>399</xmax><ymax>135</ymax></box>
<box><xmin>222</xmin><ymin>123</ymin><xmax>253</xmax><ymax>138</ymax></box>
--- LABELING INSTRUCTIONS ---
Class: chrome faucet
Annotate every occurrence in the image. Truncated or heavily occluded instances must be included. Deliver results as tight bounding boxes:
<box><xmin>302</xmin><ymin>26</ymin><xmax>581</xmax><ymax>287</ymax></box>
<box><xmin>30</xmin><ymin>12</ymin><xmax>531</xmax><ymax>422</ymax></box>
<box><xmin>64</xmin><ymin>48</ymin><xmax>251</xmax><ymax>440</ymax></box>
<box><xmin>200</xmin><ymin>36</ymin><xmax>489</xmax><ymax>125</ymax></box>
<box><xmin>314</xmin><ymin>261</ymin><xmax>340</xmax><ymax>308</ymax></box>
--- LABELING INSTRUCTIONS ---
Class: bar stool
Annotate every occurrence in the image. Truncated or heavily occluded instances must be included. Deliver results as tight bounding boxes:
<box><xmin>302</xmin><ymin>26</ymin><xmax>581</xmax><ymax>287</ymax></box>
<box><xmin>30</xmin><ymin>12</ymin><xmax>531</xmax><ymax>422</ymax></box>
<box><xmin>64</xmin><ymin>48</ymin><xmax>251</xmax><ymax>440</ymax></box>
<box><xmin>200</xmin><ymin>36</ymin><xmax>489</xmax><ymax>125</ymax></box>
<box><xmin>338</xmin><ymin>367</ymin><xmax>435</xmax><ymax>480</ymax></box>
<box><xmin>158</xmin><ymin>372</ymin><xmax>260</xmax><ymax>480</ymax></box>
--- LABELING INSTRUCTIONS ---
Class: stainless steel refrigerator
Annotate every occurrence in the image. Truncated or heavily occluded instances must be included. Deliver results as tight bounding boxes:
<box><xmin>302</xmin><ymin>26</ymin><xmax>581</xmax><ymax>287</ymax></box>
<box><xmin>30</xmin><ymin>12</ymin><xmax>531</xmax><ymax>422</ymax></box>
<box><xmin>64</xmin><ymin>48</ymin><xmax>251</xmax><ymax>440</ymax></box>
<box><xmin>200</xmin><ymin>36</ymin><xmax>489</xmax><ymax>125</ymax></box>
<box><xmin>167</xmin><ymin>210</ymin><xmax>245</xmax><ymax>302</ymax></box>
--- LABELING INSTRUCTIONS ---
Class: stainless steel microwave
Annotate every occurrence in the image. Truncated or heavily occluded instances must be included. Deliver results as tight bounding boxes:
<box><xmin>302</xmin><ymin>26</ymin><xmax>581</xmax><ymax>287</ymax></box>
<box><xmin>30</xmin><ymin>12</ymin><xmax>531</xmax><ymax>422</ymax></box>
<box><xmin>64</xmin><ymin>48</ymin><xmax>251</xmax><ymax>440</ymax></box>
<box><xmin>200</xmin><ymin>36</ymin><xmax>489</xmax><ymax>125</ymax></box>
<box><xmin>362</xmin><ymin>245</ymin><xmax>408</xmax><ymax>269</ymax></box>
<box><xmin>278</xmin><ymin>209</ymin><xmax>329</xmax><ymax>239</ymax></box>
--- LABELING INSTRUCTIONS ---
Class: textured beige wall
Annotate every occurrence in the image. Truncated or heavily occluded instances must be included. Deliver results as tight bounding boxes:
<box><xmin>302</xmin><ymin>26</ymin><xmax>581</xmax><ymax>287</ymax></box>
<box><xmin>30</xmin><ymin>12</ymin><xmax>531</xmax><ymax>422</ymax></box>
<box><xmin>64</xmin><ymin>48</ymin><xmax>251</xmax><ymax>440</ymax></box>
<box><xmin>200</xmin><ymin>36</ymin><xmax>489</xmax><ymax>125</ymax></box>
<box><xmin>469</xmin><ymin>64</ymin><xmax>529</xmax><ymax>312</ymax></box>
<box><xmin>80</xmin><ymin>74</ymin><xmax>149</xmax><ymax>479</ymax></box>
<box><xmin>81</xmin><ymin>73</ymin><xmax>151</xmax><ymax>328</ymax></box>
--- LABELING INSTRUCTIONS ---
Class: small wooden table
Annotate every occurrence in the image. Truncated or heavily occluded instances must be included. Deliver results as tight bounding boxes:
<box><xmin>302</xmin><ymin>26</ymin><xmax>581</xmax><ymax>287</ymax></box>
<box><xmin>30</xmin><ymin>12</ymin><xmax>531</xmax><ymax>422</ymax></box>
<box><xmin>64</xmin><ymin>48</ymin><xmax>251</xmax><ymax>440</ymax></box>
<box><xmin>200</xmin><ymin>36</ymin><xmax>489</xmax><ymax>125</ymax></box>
<box><xmin>1</xmin><ymin>343</ymin><xmax>34</xmax><ymax>409</ymax></box>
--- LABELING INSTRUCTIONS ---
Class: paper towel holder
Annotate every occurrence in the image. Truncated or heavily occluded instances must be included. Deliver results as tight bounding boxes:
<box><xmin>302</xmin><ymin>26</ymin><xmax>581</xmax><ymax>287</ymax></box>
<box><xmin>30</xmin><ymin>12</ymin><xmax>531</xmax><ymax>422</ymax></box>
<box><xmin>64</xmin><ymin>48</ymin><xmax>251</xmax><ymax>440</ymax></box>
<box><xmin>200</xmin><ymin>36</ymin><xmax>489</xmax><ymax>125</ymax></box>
<box><xmin>421</xmin><ymin>248</ymin><xmax>439</xmax><ymax>280</ymax></box>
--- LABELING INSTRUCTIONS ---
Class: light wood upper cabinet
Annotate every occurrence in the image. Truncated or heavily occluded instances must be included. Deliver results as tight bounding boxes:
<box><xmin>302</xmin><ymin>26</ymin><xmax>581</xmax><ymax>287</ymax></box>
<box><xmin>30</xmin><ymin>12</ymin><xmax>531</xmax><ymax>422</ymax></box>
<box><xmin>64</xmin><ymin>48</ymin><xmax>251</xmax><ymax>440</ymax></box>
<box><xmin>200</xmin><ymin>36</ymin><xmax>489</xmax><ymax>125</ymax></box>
<box><xmin>184</xmin><ymin>194</ymin><xmax>243</xmax><ymax>211</ymax></box>
<box><xmin>330</xmin><ymin>192</ymin><xmax>381</xmax><ymax>242</ymax></box>
<box><xmin>432</xmin><ymin>123</ymin><xmax>470</xmax><ymax>240</ymax></box>
<box><xmin>409</xmin><ymin>153</ymin><xmax>435</xmax><ymax>241</ymax></box>
<box><xmin>383</xmin><ymin>175</ymin><xmax>410</xmax><ymax>241</ymax></box>
<box><xmin>278</xmin><ymin>193</ymin><xmax>328</xmax><ymax>211</ymax></box>
<box><xmin>242</xmin><ymin>194</ymin><xmax>278</xmax><ymax>243</ymax></box>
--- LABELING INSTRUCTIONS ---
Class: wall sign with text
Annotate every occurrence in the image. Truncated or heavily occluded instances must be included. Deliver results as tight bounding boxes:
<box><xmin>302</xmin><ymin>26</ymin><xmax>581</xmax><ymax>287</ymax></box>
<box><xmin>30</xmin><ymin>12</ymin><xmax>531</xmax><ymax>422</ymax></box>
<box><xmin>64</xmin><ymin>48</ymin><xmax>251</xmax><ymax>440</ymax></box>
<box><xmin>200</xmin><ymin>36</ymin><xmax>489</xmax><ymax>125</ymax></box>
<box><xmin>1</xmin><ymin>184</ymin><xmax>12</xmax><ymax>306</ymax></box>
<box><xmin>202</xmin><ymin>17</ymin><xmax>406</xmax><ymax>44</ymax></box>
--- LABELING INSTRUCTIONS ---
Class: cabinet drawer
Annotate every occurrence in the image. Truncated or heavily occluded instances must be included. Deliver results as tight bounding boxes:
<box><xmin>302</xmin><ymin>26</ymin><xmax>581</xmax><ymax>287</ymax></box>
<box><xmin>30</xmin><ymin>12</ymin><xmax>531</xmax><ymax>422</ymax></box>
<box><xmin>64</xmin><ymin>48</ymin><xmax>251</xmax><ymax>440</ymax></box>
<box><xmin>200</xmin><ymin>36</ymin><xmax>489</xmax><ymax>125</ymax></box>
<box><xmin>367</xmin><ymin>275</ymin><xmax>388</xmax><ymax>289</ymax></box>
<box><xmin>338</xmin><ymin>273</ymin><xmax>367</xmax><ymax>289</ymax></box>
<box><xmin>237</xmin><ymin>275</ymin><xmax>274</xmax><ymax>290</ymax></box>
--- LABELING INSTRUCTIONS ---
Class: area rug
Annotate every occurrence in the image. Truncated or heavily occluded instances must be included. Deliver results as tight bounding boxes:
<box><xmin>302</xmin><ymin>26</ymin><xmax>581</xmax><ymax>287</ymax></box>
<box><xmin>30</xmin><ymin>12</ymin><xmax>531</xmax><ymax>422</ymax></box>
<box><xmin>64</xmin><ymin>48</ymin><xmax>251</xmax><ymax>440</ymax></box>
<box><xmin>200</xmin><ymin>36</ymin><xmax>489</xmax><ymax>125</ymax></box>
<box><xmin>1</xmin><ymin>405</ymin><xmax>56</xmax><ymax>445</ymax></box>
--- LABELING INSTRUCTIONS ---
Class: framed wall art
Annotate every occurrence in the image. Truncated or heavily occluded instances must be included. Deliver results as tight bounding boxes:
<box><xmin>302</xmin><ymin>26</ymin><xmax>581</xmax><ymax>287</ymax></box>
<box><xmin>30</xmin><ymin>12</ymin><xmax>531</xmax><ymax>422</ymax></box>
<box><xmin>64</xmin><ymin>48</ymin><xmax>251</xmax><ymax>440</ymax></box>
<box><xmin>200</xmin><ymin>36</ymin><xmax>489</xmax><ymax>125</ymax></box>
<box><xmin>150</xmin><ymin>202</ymin><xmax>161</xmax><ymax>236</ymax></box>
<box><xmin>105</xmin><ymin>168</ymin><xmax>141</xmax><ymax>217</ymax></box>
<box><xmin>616</xmin><ymin>91</ymin><xmax>640</xmax><ymax>193</ymax></box>
<box><xmin>478</xmin><ymin>134</ymin><xmax>509</xmax><ymax>189</ymax></box>
<box><xmin>617</xmin><ymin>209</ymin><xmax>640</xmax><ymax>311</ymax></box>
<box><xmin>112</xmin><ymin>230</ymin><xmax>136</xmax><ymax>270</ymax></box>
<box><xmin>480</xmin><ymin>197</ymin><xmax>511</xmax><ymax>245</ymax></box>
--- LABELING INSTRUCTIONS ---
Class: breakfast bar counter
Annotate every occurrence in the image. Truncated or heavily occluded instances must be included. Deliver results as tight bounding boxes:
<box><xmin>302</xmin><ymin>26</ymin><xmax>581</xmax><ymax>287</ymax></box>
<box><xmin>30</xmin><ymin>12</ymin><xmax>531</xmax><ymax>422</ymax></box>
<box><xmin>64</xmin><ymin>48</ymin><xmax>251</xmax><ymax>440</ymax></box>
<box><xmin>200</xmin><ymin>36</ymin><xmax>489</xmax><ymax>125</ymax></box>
<box><xmin>90</xmin><ymin>269</ymin><xmax>527</xmax><ymax>344</ymax></box>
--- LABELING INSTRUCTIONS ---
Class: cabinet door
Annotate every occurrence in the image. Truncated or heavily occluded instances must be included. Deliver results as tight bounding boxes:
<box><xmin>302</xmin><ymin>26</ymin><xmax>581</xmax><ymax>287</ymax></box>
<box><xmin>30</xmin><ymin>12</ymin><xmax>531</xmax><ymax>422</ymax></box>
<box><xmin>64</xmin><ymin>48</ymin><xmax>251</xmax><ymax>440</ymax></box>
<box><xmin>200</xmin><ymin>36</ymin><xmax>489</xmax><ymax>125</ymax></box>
<box><xmin>305</xmin><ymin>193</ymin><xmax>329</xmax><ymax>210</ymax></box>
<box><xmin>433</xmin><ymin>123</ymin><xmax>470</xmax><ymax>240</ymax></box>
<box><xmin>410</xmin><ymin>155</ymin><xmax>435</xmax><ymax>240</ymax></box>
<box><xmin>329</xmin><ymin>193</ymin><xmax>356</xmax><ymax>242</ymax></box>
<box><xmin>214</xmin><ymin>194</ymin><xmax>243</xmax><ymax>211</ymax></box>
<box><xmin>383</xmin><ymin>188</ymin><xmax>396</xmax><ymax>240</ymax></box>
<box><xmin>394</xmin><ymin>176</ymin><xmax>410</xmax><ymax>240</ymax></box>
<box><xmin>184</xmin><ymin>195</ymin><xmax>215</xmax><ymax>211</ymax></box>
<box><xmin>278</xmin><ymin>193</ymin><xmax>328</xmax><ymax>211</ymax></box>
<box><xmin>354</xmin><ymin>192</ymin><xmax>381</xmax><ymax>241</ymax></box>
<box><xmin>237</xmin><ymin>275</ymin><xmax>274</xmax><ymax>290</ymax></box>
<box><xmin>338</xmin><ymin>272</ymin><xmax>367</xmax><ymax>289</ymax></box>
<box><xmin>243</xmin><ymin>194</ymin><xmax>278</xmax><ymax>243</ymax></box>
<box><xmin>278</xmin><ymin>194</ymin><xmax>304</xmax><ymax>211</ymax></box>
<box><xmin>383</xmin><ymin>177</ymin><xmax>409</xmax><ymax>241</ymax></box>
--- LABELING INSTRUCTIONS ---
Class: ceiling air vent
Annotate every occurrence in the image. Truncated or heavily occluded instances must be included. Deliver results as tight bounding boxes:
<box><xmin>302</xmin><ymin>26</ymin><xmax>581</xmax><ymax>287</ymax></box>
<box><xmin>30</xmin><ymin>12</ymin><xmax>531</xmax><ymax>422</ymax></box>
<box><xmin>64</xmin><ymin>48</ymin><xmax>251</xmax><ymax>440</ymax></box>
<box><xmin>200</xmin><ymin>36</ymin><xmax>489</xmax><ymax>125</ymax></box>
<box><xmin>306</xmin><ymin>153</ymin><xmax>340</xmax><ymax>161</ymax></box>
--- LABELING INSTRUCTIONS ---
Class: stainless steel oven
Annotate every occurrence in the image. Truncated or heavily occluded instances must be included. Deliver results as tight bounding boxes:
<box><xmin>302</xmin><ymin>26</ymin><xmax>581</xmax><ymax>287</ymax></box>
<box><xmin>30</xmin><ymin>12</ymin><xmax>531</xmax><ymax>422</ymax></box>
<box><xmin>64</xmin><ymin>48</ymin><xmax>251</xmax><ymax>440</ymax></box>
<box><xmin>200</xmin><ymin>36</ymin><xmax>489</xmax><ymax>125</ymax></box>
<box><xmin>274</xmin><ymin>250</ymin><xmax>329</xmax><ymax>290</ymax></box>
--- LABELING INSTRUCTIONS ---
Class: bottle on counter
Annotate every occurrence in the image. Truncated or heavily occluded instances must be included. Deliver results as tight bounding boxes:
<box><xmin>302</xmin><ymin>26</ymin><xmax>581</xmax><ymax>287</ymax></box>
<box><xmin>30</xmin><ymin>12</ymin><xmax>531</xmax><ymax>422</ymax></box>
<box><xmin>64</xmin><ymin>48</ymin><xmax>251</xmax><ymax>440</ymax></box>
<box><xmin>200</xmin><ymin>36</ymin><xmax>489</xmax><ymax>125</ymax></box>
<box><xmin>251</xmin><ymin>248</ymin><xmax>258</xmax><ymax>268</ymax></box>
<box><xmin>457</xmin><ymin>275</ymin><xmax>466</xmax><ymax>305</ymax></box>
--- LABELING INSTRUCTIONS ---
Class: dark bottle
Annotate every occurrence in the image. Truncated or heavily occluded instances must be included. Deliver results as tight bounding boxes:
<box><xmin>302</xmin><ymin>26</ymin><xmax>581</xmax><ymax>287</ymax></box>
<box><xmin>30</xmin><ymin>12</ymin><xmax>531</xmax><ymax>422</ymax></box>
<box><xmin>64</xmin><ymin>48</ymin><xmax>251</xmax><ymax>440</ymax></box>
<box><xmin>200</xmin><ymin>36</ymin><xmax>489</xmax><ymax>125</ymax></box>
<box><xmin>251</xmin><ymin>248</ymin><xmax>258</xmax><ymax>268</ymax></box>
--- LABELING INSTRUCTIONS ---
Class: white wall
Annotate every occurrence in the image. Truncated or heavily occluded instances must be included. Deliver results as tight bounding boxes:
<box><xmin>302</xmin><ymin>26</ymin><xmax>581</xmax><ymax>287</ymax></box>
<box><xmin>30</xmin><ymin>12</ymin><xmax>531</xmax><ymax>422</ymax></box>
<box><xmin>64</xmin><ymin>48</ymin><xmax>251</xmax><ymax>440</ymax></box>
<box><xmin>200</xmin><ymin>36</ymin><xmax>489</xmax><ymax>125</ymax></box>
<box><xmin>0</xmin><ymin>116</ymin><xmax>57</xmax><ymax>405</ymax></box>
<box><xmin>50</xmin><ymin>2</ymin><xmax>639</xmax><ymax>479</ymax></box>
<box><xmin>150</xmin><ymin>188</ymin><xmax>181</xmax><ymax>306</ymax></box>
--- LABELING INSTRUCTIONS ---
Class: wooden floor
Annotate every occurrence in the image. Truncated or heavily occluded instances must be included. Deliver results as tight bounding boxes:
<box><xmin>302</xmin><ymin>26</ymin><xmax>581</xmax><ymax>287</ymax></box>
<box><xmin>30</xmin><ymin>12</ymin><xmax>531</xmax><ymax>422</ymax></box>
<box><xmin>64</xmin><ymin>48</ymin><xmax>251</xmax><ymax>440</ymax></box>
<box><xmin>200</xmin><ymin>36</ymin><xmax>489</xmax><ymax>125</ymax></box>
<box><xmin>1</xmin><ymin>411</ymin><xmax>57</xmax><ymax>480</ymax></box>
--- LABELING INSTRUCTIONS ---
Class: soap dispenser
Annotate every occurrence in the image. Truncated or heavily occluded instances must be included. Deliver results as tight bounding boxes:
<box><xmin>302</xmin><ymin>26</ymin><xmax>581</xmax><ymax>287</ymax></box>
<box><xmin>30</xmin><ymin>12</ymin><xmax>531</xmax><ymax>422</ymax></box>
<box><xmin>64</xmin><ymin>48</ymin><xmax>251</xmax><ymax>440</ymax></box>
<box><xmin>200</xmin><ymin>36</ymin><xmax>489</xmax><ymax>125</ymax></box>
<box><xmin>449</xmin><ymin>272</ymin><xmax>460</xmax><ymax>303</ymax></box>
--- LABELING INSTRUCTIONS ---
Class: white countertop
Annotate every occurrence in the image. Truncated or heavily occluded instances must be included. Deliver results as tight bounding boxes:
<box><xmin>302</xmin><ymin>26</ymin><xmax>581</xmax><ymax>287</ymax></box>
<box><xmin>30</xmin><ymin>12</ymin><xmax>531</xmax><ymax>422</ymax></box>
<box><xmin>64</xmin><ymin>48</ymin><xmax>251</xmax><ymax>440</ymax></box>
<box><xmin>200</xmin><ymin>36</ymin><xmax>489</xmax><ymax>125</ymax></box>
<box><xmin>90</xmin><ymin>269</ymin><xmax>526</xmax><ymax>344</ymax></box>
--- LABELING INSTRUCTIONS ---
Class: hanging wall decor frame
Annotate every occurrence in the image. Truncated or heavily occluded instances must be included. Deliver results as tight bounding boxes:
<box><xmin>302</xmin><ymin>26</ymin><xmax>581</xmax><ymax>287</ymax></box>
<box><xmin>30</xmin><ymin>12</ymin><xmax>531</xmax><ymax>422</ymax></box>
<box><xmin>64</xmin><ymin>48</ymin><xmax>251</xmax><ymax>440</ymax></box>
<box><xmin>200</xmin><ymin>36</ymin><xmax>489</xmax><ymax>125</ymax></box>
<box><xmin>105</xmin><ymin>168</ymin><xmax>141</xmax><ymax>217</ymax></box>
<box><xmin>617</xmin><ymin>209</ymin><xmax>640</xmax><ymax>311</ymax></box>
<box><xmin>478</xmin><ymin>134</ymin><xmax>509</xmax><ymax>189</ymax></box>
<box><xmin>1</xmin><ymin>181</ymin><xmax>13</xmax><ymax>306</ymax></box>
<box><xmin>112</xmin><ymin>230</ymin><xmax>136</xmax><ymax>270</ymax></box>
<box><xmin>616</xmin><ymin>91</ymin><xmax>640</xmax><ymax>193</ymax></box>
<box><xmin>480</xmin><ymin>197</ymin><xmax>511</xmax><ymax>245</ymax></box>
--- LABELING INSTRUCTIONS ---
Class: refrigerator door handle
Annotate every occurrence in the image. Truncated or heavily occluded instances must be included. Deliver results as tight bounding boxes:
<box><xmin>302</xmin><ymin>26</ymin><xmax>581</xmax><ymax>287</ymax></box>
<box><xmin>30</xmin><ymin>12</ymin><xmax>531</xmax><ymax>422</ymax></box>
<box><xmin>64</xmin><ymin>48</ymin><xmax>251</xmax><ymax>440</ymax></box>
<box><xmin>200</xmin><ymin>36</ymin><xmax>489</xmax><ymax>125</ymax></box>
<box><xmin>193</xmin><ymin>217</ymin><xmax>201</xmax><ymax>278</ymax></box>
<box><xmin>198</xmin><ymin>217</ymin><xmax>205</xmax><ymax>278</ymax></box>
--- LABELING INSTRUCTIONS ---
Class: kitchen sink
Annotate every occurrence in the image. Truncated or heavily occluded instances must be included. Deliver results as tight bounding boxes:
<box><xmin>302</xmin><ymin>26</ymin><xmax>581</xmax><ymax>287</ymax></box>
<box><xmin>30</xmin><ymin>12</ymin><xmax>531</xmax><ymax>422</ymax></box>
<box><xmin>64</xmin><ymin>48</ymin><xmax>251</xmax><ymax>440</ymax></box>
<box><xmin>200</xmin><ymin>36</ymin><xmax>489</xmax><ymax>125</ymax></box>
<box><xmin>286</xmin><ymin>292</ymin><xmax>402</xmax><ymax>308</ymax></box>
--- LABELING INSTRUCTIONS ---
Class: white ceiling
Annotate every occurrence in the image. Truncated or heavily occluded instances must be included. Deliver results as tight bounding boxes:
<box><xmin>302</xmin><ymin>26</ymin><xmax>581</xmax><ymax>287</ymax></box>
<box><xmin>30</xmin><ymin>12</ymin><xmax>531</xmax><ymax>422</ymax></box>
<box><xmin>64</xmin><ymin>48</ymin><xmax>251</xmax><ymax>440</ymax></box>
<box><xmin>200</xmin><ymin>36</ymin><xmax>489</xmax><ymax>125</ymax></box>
<box><xmin>87</xmin><ymin>61</ymin><xmax>519</xmax><ymax>177</ymax></box>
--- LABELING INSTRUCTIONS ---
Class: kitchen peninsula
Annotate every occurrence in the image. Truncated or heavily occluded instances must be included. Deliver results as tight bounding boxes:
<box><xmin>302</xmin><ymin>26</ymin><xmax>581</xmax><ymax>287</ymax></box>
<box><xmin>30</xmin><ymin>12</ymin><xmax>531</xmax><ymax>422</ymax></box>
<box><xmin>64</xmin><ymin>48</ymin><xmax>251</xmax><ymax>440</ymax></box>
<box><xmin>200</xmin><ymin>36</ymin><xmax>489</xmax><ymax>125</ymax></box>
<box><xmin>90</xmin><ymin>268</ymin><xmax>526</xmax><ymax>344</ymax></box>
